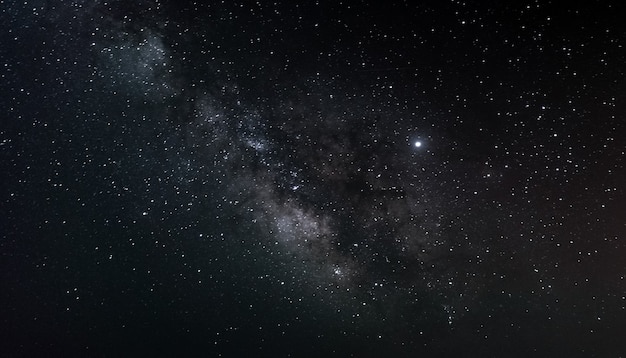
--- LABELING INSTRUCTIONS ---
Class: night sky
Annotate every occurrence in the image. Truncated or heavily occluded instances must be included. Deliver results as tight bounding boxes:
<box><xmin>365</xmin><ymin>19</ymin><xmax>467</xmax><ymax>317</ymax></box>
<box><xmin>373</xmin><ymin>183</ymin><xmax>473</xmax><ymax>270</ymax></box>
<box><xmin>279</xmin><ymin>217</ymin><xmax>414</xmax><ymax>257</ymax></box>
<box><xmin>2</xmin><ymin>1</ymin><xmax>626</xmax><ymax>357</ymax></box>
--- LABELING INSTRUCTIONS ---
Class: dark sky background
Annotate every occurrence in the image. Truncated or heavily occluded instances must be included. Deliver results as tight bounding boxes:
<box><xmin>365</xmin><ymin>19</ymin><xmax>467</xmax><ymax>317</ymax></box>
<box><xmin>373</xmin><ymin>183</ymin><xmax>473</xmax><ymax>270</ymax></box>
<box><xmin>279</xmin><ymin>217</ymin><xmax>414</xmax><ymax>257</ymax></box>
<box><xmin>2</xmin><ymin>1</ymin><xmax>626</xmax><ymax>357</ymax></box>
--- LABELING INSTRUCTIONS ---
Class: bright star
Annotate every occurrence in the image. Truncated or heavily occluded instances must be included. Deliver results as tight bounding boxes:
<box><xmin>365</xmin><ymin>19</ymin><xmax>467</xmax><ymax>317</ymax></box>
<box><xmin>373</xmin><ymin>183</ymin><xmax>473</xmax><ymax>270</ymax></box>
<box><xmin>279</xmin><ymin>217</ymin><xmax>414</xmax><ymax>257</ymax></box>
<box><xmin>414</xmin><ymin>141</ymin><xmax>422</xmax><ymax>148</ymax></box>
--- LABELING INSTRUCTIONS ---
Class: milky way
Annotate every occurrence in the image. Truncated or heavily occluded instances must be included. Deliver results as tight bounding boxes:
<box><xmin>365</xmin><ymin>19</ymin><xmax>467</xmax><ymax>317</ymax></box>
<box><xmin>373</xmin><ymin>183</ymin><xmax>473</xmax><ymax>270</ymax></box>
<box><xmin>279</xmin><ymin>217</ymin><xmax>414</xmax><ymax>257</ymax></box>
<box><xmin>183</xmin><ymin>73</ymin><xmax>468</xmax><ymax>293</ymax></box>
<box><xmin>2</xmin><ymin>1</ymin><xmax>626</xmax><ymax>357</ymax></box>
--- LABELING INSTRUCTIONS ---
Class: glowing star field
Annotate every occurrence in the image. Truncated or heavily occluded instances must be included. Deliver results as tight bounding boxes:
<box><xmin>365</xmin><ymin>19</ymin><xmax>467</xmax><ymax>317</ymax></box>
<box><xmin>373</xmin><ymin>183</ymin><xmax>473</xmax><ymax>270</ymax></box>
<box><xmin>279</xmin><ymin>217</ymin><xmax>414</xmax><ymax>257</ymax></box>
<box><xmin>1</xmin><ymin>1</ymin><xmax>625</xmax><ymax>357</ymax></box>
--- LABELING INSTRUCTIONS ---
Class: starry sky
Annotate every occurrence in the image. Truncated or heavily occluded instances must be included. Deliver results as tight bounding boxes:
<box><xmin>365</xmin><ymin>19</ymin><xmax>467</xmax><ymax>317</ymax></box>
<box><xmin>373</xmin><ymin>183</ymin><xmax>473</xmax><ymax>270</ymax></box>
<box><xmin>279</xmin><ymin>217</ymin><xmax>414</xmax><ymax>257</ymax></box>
<box><xmin>2</xmin><ymin>1</ymin><xmax>626</xmax><ymax>357</ymax></box>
